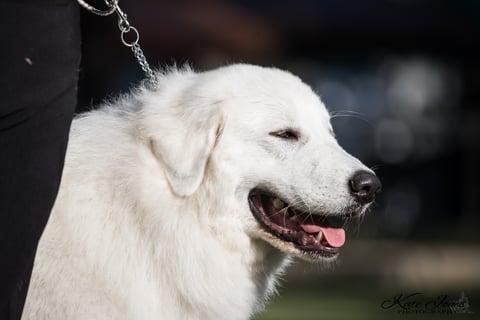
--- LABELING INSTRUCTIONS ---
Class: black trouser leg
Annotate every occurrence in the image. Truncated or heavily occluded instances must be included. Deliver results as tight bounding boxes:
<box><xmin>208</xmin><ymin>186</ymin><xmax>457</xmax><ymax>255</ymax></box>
<box><xmin>0</xmin><ymin>1</ymin><xmax>80</xmax><ymax>318</ymax></box>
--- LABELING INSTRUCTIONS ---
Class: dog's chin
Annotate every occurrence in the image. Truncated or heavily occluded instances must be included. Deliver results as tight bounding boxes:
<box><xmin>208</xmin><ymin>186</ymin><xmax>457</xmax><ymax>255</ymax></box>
<box><xmin>256</xmin><ymin>229</ymin><xmax>340</xmax><ymax>263</ymax></box>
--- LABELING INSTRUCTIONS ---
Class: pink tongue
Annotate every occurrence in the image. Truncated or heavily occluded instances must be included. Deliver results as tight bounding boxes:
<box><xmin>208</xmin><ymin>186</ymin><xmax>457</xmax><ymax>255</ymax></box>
<box><xmin>300</xmin><ymin>224</ymin><xmax>346</xmax><ymax>248</ymax></box>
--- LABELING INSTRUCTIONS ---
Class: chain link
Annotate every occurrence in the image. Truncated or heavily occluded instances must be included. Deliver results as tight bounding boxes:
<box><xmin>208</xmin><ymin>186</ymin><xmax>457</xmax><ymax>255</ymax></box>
<box><xmin>132</xmin><ymin>43</ymin><xmax>158</xmax><ymax>89</ymax></box>
<box><xmin>77</xmin><ymin>0</ymin><xmax>157</xmax><ymax>89</ymax></box>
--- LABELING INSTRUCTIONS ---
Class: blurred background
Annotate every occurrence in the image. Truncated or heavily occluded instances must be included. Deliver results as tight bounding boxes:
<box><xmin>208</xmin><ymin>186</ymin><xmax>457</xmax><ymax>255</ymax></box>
<box><xmin>77</xmin><ymin>0</ymin><xmax>480</xmax><ymax>318</ymax></box>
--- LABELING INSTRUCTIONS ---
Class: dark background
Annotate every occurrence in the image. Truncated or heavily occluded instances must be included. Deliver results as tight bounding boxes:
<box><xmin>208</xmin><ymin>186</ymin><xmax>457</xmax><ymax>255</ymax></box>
<box><xmin>78</xmin><ymin>1</ymin><xmax>479</xmax><ymax>318</ymax></box>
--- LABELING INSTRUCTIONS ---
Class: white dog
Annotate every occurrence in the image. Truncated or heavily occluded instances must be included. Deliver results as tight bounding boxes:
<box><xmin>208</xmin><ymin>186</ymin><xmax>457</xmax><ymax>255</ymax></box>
<box><xmin>23</xmin><ymin>64</ymin><xmax>380</xmax><ymax>320</ymax></box>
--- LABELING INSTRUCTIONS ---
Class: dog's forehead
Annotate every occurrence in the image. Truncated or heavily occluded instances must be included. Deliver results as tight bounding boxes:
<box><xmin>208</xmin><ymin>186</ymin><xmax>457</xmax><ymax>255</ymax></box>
<box><xmin>202</xmin><ymin>65</ymin><xmax>332</xmax><ymax>129</ymax></box>
<box><xmin>237</xmin><ymin>68</ymin><xmax>331</xmax><ymax>126</ymax></box>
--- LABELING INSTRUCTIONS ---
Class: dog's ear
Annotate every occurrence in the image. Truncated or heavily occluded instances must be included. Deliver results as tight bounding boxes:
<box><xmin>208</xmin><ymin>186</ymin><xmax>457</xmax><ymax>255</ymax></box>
<box><xmin>146</xmin><ymin>103</ymin><xmax>223</xmax><ymax>197</ymax></box>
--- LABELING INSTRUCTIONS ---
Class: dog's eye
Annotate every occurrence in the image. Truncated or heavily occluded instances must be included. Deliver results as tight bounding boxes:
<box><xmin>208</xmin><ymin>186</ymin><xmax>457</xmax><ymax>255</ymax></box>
<box><xmin>270</xmin><ymin>129</ymin><xmax>300</xmax><ymax>141</ymax></box>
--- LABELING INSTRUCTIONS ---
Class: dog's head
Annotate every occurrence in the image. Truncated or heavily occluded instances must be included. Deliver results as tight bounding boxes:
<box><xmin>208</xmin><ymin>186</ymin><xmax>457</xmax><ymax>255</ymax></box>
<box><xmin>143</xmin><ymin>64</ymin><xmax>381</xmax><ymax>262</ymax></box>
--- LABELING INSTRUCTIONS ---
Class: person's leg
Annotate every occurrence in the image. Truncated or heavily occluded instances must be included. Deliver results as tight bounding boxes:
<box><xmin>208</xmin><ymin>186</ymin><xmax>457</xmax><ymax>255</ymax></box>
<box><xmin>0</xmin><ymin>1</ymin><xmax>81</xmax><ymax>318</ymax></box>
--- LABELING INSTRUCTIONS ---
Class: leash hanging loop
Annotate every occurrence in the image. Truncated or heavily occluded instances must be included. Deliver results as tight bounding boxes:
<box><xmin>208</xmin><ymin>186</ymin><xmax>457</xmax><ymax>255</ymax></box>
<box><xmin>77</xmin><ymin>0</ymin><xmax>118</xmax><ymax>16</ymax></box>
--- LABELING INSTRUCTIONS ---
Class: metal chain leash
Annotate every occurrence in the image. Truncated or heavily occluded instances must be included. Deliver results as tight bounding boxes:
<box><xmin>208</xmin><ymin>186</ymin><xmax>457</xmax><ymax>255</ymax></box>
<box><xmin>77</xmin><ymin>0</ymin><xmax>158</xmax><ymax>89</ymax></box>
<box><xmin>131</xmin><ymin>43</ymin><xmax>156</xmax><ymax>83</ymax></box>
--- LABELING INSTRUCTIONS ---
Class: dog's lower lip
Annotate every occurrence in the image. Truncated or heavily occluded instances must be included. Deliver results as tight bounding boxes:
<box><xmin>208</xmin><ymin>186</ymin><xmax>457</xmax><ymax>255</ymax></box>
<box><xmin>248</xmin><ymin>189</ymin><xmax>342</xmax><ymax>258</ymax></box>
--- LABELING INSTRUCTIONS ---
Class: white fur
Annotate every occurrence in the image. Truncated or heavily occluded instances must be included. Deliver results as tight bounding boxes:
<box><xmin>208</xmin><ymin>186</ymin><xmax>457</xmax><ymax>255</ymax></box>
<box><xmin>23</xmin><ymin>64</ymin><xmax>371</xmax><ymax>319</ymax></box>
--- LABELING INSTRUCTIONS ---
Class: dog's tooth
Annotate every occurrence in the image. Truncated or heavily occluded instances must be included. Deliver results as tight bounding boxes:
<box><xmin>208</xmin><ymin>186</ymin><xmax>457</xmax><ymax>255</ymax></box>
<box><xmin>289</xmin><ymin>215</ymin><xmax>297</xmax><ymax>221</ymax></box>
<box><xmin>316</xmin><ymin>231</ymin><xmax>323</xmax><ymax>242</ymax></box>
<box><xmin>272</xmin><ymin>198</ymin><xmax>285</xmax><ymax>209</ymax></box>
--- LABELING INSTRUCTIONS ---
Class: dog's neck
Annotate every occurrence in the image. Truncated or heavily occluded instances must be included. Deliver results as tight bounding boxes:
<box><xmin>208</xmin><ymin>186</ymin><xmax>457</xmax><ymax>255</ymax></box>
<box><xmin>174</xmin><ymin>185</ymin><xmax>293</xmax><ymax>315</ymax></box>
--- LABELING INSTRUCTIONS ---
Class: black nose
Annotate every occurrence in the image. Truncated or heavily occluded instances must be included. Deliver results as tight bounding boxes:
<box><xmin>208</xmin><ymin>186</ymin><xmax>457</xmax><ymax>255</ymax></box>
<box><xmin>349</xmin><ymin>171</ymin><xmax>382</xmax><ymax>204</ymax></box>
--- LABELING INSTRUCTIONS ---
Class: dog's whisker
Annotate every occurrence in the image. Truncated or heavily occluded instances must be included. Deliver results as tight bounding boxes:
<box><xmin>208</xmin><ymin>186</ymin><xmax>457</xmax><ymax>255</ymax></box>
<box><xmin>267</xmin><ymin>199</ymin><xmax>302</xmax><ymax>219</ymax></box>
<box><xmin>329</xmin><ymin>110</ymin><xmax>366</xmax><ymax>117</ymax></box>
<box><xmin>329</xmin><ymin>110</ymin><xmax>372</xmax><ymax>126</ymax></box>
<box><xmin>303</xmin><ymin>200</ymin><xmax>315</xmax><ymax>225</ymax></box>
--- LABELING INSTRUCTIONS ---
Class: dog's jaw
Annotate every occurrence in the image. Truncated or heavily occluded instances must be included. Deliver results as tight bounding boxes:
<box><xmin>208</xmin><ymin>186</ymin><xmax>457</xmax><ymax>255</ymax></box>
<box><xmin>256</xmin><ymin>229</ymin><xmax>339</xmax><ymax>264</ymax></box>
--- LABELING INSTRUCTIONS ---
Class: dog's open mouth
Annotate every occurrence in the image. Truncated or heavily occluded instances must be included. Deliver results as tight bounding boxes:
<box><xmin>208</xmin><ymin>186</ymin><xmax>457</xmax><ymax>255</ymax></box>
<box><xmin>248</xmin><ymin>189</ymin><xmax>347</xmax><ymax>258</ymax></box>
